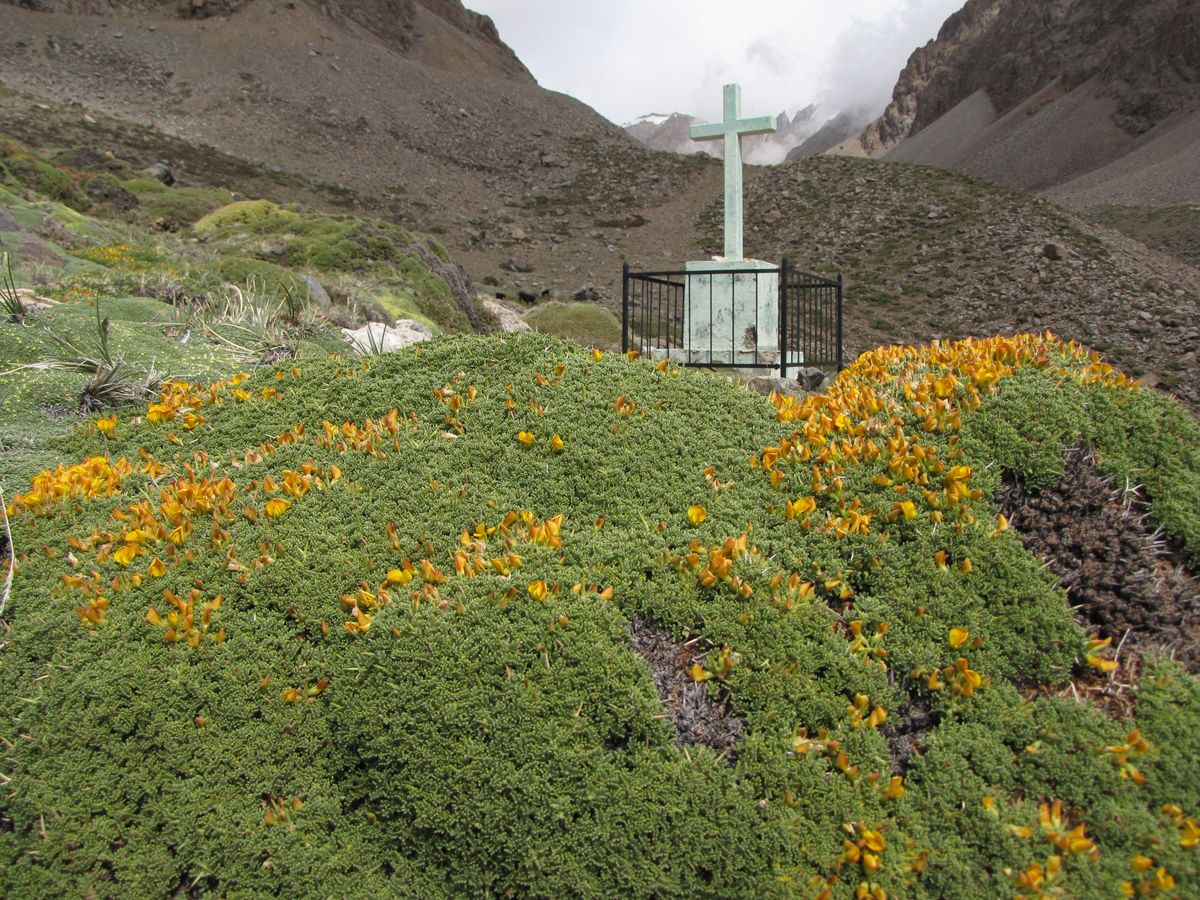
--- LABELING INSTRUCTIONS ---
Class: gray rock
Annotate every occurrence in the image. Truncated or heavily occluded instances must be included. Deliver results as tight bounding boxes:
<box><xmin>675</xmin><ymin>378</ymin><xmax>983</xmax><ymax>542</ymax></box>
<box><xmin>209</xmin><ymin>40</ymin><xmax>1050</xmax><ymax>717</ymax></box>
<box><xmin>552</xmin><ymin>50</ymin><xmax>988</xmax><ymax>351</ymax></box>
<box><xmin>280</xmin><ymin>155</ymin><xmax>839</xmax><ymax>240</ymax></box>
<box><xmin>482</xmin><ymin>299</ymin><xmax>531</xmax><ymax>333</ymax></box>
<box><xmin>745</xmin><ymin>375</ymin><xmax>798</xmax><ymax>397</ymax></box>
<box><xmin>573</xmin><ymin>285</ymin><xmax>601</xmax><ymax>302</ymax></box>
<box><xmin>1042</xmin><ymin>243</ymin><xmax>1063</xmax><ymax>261</ymax></box>
<box><xmin>144</xmin><ymin>162</ymin><xmax>175</xmax><ymax>186</ymax></box>
<box><xmin>303</xmin><ymin>275</ymin><xmax>330</xmax><ymax>305</ymax></box>
<box><xmin>341</xmin><ymin>320</ymin><xmax>432</xmax><ymax>355</ymax></box>
<box><xmin>501</xmin><ymin>258</ymin><xmax>534</xmax><ymax>273</ymax></box>
<box><xmin>794</xmin><ymin>367</ymin><xmax>827</xmax><ymax>391</ymax></box>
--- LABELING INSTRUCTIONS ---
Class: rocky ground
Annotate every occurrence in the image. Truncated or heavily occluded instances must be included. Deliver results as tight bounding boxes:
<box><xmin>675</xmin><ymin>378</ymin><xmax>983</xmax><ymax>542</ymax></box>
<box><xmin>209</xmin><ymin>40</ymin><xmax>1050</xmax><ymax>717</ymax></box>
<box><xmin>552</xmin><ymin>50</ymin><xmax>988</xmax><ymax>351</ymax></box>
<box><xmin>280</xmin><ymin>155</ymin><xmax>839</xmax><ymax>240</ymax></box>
<box><xmin>728</xmin><ymin>156</ymin><xmax>1200</xmax><ymax>411</ymax></box>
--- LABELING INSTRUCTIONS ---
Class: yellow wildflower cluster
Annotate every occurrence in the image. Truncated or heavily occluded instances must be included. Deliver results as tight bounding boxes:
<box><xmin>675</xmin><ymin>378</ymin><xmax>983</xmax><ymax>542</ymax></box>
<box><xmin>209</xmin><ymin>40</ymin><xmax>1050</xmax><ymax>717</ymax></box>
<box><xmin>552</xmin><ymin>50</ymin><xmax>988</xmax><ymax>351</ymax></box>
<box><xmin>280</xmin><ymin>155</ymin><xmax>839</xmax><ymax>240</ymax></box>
<box><xmin>758</xmin><ymin>334</ymin><xmax>1130</xmax><ymax>541</ymax></box>
<box><xmin>839</xmin><ymin>822</ymin><xmax>888</xmax><ymax>900</ymax></box>
<box><xmin>669</xmin><ymin>532</ymin><xmax>755</xmax><ymax>599</ymax></box>
<box><xmin>1162</xmin><ymin>803</ymin><xmax>1200</xmax><ymax>849</ymax></box>
<box><xmin>145</xmin><ymin>587</ymin><xmax>225</xmax><ymax>646</ymax></box>
<box><xmin>6</xmin><ymin>456</ymin><xmax>131</xmax><ymax>517</ymax></box>
<box><xmin>845</xmin><ymin>619</ymin><xmax>889</xmax><ymax>669</ymax></box>
<box><xmin>1102</xmin><ymin>730</ymin><xmax>1151</xmax><ymax>786</ymax></box>
<box><xmin>1121</xmin><ymin>855</ymin><xmax>1177</xmax><ymax>896</ymax></box>
<box><xmin>335</xmin><ymin>510</ymin><xmax>568</xmax><ymax>630</ymax></box>
<box><xmin>688</xmin><ymin>644</ymin><xmax>739</xmax><ymax>683</ymax></box>
<box><xmin>263</xmin><ymin>796</ymin><xmax>304</xmax><ymax>827</ymax></box>
<box><xmin>144</xmin><ymin>373</ymin><xmax>257</xmax><ymax>428</ymax></box>
<box><xmin>317</xmin><ymin>409</ymin><xmax>406</xmax><ymax>457</ymax></box>
<box><xmin>75</xmin><ymin>243</ymin><xmax>138</xmax><ymax>269</ymax></box>
<box><xmin>845</xmin><ymin>693</ymin><xmax>887</xmax><ymax>729</ymax></box>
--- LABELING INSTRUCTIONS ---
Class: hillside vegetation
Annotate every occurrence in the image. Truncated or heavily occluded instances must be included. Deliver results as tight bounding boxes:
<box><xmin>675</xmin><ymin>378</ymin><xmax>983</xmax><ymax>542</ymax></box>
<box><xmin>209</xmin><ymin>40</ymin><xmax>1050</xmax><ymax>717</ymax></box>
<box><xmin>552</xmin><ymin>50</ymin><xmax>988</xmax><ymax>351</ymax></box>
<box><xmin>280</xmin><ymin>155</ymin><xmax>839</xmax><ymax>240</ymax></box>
<box><xmin>1</xmin><ymin>327</ymin><xmax>1199</xmax><ymax>897</ymax></box>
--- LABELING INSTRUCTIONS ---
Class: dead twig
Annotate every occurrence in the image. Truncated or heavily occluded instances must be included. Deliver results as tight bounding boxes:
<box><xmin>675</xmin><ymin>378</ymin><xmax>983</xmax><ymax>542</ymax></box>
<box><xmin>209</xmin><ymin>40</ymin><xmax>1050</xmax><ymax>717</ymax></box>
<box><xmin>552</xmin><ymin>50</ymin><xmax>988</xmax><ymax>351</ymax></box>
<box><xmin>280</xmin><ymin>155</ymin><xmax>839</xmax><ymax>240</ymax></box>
<box><xmin>0</xmin><ymin>486</ymin><xmax>13</xmax><ymax>617</ymax></box>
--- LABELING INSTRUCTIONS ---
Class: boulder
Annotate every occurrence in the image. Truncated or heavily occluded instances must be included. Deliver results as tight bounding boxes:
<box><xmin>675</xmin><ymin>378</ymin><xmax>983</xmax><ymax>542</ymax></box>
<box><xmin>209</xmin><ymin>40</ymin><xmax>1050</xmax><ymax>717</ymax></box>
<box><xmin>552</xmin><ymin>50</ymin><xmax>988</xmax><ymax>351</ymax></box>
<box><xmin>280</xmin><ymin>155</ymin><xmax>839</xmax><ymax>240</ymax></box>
<box><xmin>482</xmin><ymin>298</ymin><xmax>531</xmax><ymax>333</ymax></box>
<box><xmin>501</xmin><ymin>258</ymin><xmax>534</xmax><ymax>273</ymax></box>
<box><xmin>341</xmin><ymin>319</ymin><xmax>432</xmax><ymax>355</ymax></box>
<box><xmin>303</xmin><ymin>275</ymin><xmax>330</xmax><ymax>305</ymax></box>
<box><xmin>85</xmin><ymin>174</ymin><xmax>139</xmax><ymax>212</ymax></box>
<box><xmin>143</xmin><ymin>163</ymin><xmax>176</xmax><ymax>186</ymax></box>
<box><xmin>794</xmin><ymin>367</ymin><xmax>828</xmax><ymax>391</ymax></box>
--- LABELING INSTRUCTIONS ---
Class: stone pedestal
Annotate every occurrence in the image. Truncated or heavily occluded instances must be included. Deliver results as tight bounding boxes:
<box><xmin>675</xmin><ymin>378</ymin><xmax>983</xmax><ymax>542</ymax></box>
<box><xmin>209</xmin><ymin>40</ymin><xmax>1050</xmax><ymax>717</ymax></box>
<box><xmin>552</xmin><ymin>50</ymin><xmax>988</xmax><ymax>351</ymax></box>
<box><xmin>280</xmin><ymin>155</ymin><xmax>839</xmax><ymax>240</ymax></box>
<box><xmin>682</xmin><ymin>259</ymin><xmax>779</xmax><ymax>367</ymax></box>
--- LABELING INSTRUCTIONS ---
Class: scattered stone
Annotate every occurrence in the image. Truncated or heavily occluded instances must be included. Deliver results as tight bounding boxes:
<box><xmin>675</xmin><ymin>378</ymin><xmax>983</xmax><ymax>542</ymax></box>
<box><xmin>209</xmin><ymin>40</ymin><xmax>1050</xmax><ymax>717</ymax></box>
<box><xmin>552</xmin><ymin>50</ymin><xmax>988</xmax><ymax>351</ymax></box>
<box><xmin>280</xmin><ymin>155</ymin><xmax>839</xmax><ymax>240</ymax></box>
<box><xmin>1042</xmin><ymin>242</ymin><xmax>1063</xmax><ymax>260</ymax></box>
<box><xmin>481</xmin><ymin>298</ymin><xmax>531</xmax><ymax>333</ymax></box>
<box><xmin>341</xmin><ymin>320</ymin><xmax>431</xmax><ymax>355</ymax></box>
<box><xmin>501</xmin><ymin>258</ymin><xmax>534</xmax><ymax>273</ymax></box>
<box><xmin>84</xmin><ymin>174</ymin><xmax>139</xmax><ymax>211</ymax></box>
<box><xmin>744</xmin><ymin>375</ymin><xmax>798</xmax><ymax>397</ymax></box>
<box><xmin>144</xmin><ymin>162</ymin><xmax>175</xmax><ymax>186</ymax></box>
<box><xmin>573</xmin><ymin>284</ymin><xmax>602</xmax><ymax>302</ymax></box>
<box><xmin>302</xmin><ymin>275</ymin><xmax>330</xmax><ymax>305</ymax></box>
<box><xmin>794</xmin><ymin>367</ymin><xmax>827</xmax><ymax>391</ymax></box>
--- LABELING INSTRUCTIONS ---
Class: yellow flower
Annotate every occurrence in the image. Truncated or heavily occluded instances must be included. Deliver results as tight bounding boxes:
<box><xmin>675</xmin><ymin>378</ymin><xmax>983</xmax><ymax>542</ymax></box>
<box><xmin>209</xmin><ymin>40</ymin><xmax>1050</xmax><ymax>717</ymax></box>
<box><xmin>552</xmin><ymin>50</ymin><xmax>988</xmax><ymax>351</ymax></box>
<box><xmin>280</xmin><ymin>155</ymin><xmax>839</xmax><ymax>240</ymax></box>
<box><xmin>113</xmin><ymin>542</ymin><xmax>143</xmax><ymax>566</ymax></box>
<box><xmin>527</xmin><ymin>579</ymin><xmax>548</xmax><ymax>601</ymax></box>
<box><xmin>517</xmin><ymin>431</ymin><xmax>535</xmax><ymax>447</ymax></box>
<box><xmin>550</xmin><ymin>434</ymin><xmax>565</xmax><ymax>453</ymax></box>
<box><xmin>687</xmin><ymin>505</ymin><xmax>707</xmax><ymax>526</ymax></box>
<box><xmin>386</xmin><ymin>566</ymin><xmax>413</xmax><ymax>586</ymax></box>
<box><xmin>592</xmin><ymin>348</ymin><xmax>604</xmax><ymax>361</ymax></box>
<box><xmin>265</xmin><ymin>498</ymin><xmax>291</xmax><ymax>517</ymax></box>
<box><xmin>148</xmin><ymin>558</ymin><xmax>166</xmax><ymax>578</ymax></box>
<box><xmin>96</xmin><ymin>416</ymin><xmax>117</xmax><ymax>437</ymax></box>
<box><xmin>948</xmin><ymin>627</ymin><xmax>970</xmax><ymax>648</ymax></box>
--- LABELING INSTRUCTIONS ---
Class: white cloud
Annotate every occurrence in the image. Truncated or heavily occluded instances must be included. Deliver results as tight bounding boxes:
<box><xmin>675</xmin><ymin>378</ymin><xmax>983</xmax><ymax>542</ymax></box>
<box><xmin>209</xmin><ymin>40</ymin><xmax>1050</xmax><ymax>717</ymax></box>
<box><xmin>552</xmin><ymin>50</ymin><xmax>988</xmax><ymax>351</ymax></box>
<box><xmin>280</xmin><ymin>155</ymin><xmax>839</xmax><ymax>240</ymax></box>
<box><xmin>467</xmin><ymin>0</ymin><xmax>963</xmax><ymax>124</ymax></box>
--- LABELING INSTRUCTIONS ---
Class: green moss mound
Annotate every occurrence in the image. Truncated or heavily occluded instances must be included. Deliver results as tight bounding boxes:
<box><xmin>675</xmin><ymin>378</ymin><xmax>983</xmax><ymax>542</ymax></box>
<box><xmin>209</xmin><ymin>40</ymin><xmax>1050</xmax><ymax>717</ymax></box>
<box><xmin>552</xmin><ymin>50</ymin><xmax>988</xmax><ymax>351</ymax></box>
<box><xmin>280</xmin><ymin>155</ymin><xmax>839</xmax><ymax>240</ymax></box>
<box><xmin>1</xmin><ymin>334</ymin><xmax>1199</xmax><ymax>897</ymax></box>
<box><xmin>525</xmin><ymin>300</ymin><xmax>622</xmax><ymax>349</ymax></box>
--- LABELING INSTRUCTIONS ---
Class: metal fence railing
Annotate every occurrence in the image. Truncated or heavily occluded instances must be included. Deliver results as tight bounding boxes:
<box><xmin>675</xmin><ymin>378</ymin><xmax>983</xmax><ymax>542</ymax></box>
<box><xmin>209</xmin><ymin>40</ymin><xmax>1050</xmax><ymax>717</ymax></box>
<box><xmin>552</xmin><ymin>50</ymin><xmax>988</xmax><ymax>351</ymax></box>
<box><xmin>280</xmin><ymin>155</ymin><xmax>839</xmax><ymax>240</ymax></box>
<box><xmin>621</xmin><ymin>257</ymin><xmax>842</xmax><ymax>376</ymax></box>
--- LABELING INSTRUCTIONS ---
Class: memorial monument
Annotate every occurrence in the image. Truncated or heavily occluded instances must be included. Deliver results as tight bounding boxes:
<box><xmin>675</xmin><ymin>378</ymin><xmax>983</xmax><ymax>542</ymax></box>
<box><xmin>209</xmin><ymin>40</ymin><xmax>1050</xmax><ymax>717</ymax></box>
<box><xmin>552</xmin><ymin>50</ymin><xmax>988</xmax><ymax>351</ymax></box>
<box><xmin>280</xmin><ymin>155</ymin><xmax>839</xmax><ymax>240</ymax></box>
<box><xmin>685</xmin><ymin>83</ymin><xmax>780</xmax><ymax>367</ymax></box>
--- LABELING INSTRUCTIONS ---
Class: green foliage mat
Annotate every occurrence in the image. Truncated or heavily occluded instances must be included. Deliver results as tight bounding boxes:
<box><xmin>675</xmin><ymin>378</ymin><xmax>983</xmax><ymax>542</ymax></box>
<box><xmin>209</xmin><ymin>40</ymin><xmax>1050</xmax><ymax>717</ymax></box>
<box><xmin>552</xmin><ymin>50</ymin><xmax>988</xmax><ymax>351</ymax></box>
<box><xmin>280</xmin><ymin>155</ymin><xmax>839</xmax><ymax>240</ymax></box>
<box><xmin>1</xmin><ymin>334</ymin><xmax>1199</xmax><ymax>897</ymax></box>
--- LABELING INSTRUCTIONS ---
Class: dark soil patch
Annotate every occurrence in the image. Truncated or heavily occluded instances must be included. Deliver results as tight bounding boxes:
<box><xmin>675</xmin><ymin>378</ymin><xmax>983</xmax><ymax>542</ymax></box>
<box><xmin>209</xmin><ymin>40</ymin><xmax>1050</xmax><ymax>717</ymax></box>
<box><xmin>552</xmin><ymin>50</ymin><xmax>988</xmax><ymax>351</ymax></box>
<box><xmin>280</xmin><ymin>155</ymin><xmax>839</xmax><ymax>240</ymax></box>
<box><xmin>881</xmin><ymin>697</ymin><xmax>940</xmax><ymax>776</ymax></box>
<box><xmin>998</xmin><ymin>447</ymin><xmax>1200</xmax><ymax>673</ymax></box>
<box><xmin>628</xmin><ymin>616</ymin><xmax>743</xmax><ymax>758</ymax></box>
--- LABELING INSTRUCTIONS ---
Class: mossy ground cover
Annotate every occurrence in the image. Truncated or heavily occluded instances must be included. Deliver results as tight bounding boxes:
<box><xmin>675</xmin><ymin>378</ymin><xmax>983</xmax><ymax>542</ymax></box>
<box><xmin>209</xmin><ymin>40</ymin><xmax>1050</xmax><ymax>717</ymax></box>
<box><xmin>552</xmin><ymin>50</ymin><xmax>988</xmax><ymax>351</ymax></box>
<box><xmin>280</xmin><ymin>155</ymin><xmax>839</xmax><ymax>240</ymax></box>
<box><xmin>524</xmin><ymin>301</ymin><xmax>623</xmax><ymax>349</ymax></box>
<box><xmin>0</xmin><ymin>137</ymin><xmax>471</xmax><ymax>336</ymax></box>
<box><xmin>1</xmin><ymin>332</ymin><xmax>1198</xmax><ymax>898</ymax></box>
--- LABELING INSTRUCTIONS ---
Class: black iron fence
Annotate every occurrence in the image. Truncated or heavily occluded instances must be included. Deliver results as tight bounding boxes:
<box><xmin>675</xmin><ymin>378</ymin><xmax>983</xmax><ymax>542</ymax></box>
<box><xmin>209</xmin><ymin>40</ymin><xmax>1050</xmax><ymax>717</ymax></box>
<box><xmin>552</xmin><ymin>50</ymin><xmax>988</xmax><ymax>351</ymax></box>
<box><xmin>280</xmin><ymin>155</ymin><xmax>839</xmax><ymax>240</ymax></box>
<box><xmin>621</xmin><ymin>257</ymin><xmax>842</xmax><ymax>376</ymax></box>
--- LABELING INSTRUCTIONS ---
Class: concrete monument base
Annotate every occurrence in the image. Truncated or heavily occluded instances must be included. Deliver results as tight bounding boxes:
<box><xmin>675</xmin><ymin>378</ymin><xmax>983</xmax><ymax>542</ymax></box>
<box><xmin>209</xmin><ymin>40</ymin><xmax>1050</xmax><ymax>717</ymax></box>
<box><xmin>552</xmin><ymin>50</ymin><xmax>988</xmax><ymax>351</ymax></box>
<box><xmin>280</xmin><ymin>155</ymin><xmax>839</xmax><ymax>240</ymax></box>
<box><xmin>682</xmin><ymin>258</ymin><xmax>793</xmax><ymax>370</ymax></box>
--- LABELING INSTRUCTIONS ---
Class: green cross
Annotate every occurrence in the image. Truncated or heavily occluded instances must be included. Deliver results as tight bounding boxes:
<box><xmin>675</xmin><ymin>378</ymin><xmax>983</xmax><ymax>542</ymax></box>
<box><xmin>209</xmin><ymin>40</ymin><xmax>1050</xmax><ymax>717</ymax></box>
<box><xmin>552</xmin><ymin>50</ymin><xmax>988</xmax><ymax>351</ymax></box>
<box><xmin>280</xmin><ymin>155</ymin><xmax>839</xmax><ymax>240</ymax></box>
<box><xmin>690</xmin><ymin>84</ymin><xmax>777</xmax><ymax>261</ymax></box>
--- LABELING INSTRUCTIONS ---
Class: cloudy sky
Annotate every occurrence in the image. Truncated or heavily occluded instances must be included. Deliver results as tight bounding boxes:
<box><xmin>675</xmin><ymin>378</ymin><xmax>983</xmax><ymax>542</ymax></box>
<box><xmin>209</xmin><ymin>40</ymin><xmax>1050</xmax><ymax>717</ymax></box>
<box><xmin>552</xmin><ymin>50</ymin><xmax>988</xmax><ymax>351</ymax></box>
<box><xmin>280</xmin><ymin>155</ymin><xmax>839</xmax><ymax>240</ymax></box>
<box><xmin>469</xmin><ymin>0</ymin><xmax>963</xmax><ymax>125</ymax></box>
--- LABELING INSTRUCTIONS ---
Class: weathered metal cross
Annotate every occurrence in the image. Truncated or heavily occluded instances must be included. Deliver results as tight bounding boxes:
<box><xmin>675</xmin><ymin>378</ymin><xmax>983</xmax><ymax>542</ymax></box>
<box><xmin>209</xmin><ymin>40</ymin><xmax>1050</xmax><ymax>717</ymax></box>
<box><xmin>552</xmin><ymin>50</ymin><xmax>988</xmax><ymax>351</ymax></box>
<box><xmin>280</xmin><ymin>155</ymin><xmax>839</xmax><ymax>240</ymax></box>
<box><xmin>690</xmin><ymin>83</ymin><xmax>777</xmax><ymax>261</ymax></box>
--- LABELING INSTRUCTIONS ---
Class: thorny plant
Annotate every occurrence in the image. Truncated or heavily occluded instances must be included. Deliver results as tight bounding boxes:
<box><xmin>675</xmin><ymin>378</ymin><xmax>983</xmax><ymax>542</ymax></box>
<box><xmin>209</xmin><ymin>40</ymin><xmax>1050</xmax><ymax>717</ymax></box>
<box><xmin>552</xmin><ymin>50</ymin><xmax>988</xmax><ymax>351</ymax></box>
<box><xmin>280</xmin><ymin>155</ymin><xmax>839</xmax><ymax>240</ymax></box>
<box><xmin>1</xmin><ymin>252</ymin><xmax>25</xmax><ymax>324</ymax></box>
<box><xmin>199</xmin><ymin>277</ymin><xmax>311</xmax><ymax>365</ymax></box>
<box><xmin>0</xmin><ymin>295</ymin><xmax>167</xmax><ymax>411</ymax></box>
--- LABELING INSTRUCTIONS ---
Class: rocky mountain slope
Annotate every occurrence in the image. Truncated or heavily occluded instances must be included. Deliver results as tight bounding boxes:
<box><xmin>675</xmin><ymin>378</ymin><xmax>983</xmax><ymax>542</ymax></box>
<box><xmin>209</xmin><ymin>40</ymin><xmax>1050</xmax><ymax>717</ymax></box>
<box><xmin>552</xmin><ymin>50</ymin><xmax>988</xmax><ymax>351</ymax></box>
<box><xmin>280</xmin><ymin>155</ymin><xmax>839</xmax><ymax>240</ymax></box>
<box><xmin>0</xmin><ymin>0</ymin><xmax>711</xmax><ymax>297</ymax></box>
<box><xmin>841</xmin><ymin>0</ymin><xmax>1200</xmax><ymax>209</ymax></box>
<box><xmin>720</xmin><ymin>156</ymin><xmax>1200</xmax><ymax>411</ymax></box>
<box><xmin>627</xmin><ymin>106</ymin><xmax>819</xmax><ymax>164</ymax></box>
